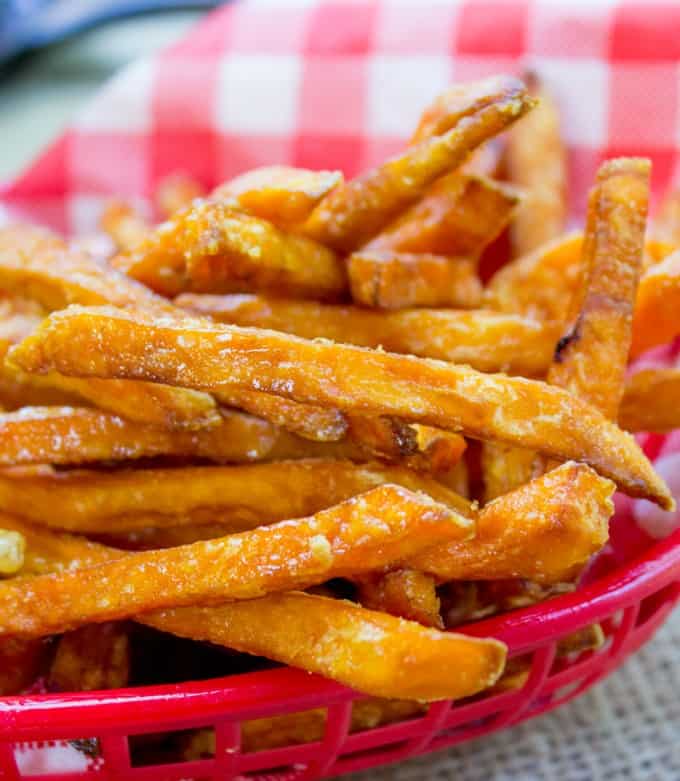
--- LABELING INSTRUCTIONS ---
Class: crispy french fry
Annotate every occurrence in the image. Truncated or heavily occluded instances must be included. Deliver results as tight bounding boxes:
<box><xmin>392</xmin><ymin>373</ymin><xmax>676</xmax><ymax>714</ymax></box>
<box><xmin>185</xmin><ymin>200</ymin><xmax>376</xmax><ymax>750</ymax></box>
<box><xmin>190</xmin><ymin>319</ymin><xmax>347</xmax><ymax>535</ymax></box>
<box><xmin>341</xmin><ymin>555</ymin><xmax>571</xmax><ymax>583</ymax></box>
<box><xmin>619</xmin><ymin>368</ymin><xmax>680</xmax><ymax>433</ymax></box>
<box><xmin>480</xmin><ymin>442</ymin><xmax>537</xmax><ymax>502</ymax></box>
<box><xmin>410</xmin><ymin>425</ymin><xmax>467</xmax><ymax>475</ymax></box>
<box><xmin>100</xmin><ymin>200</ymin><xmax>149</xmax><ymax>252</ymax></box>
<box><xmin>506</xmin><ymin>72</ymin><xmax>567</xmax><ymax>257</ymax></box>
<box><xmin>0</xmin><ymin>485</ymin><xmax>472</xmax><ymax>638</ymax></box>
<box><xmin>347</xmin><ymin>251</ymin><xmax>482</xmax><ymax>309</ymax></box>
<box><xmin>48</xmin><ymin>623</ymin><xmax>131</xmax><ymax>692</ymax></box>
<box><xmin>156</xmin><ymin>173</ymin><xmax>205</xmax><ymax>218</ymax></box>
<box><xmin>0</xmin><ymin>296</ymin><xmax>45</xmax><ymax>342</ymax></box>
<box><xmin>357</xmin><ymin>569</ymin><xmax>442</xmax><ymax>628</ymax></box>
<box><xmin>0</xmin><ymin>459</ymin><xmax>471</xmax><ymax>533</ymax></box>
<box><xmin>411</xmin><ymin>462</ymin><xmax>614</xmax><ymax>583</ymax></box>
<box><xmin>0</xmin><ymin>527</ymin><xmax>25</xmax><ymax>575</ymax></box>
<box><xmin>94</xmin><ymin>523</ymin><xmax>244</xmax><ymax>551</ymax></box>
<box><xmin>177</xmin><ymin>292</ymin><xmax>557</xmax><ymax>374</ymax></box>
<box><xmin>302</xmin><ymin>77</ymin><xmax>534</xmax><ymax>252</ymax></box>
<box><xmin>630</xmin><ymin>249</ymin><xmax>680</xmax><ymax>357</ymax></box>
<box><xmin>365</xmin><ymin>174</ymin><xmax>519</xmax><ymax>257</ymax></box>
<box><xmin>13</xmin><ymin>305</ymin><xmax>671</xmax><ymax>506</ymax></box>
<box><xmin>112</xmin><ymin>202</ymin><xmax>347</xmax><ymax>300</ymax></box>
<box><xmin>213</xmin><ymin>166</ymin><xmax>343</xmax><ymax>228</ymax></box>
<box><xmin>0</xmin><ymin>638</ymin><xmax>50</xmax><ymax>695</ymax></box>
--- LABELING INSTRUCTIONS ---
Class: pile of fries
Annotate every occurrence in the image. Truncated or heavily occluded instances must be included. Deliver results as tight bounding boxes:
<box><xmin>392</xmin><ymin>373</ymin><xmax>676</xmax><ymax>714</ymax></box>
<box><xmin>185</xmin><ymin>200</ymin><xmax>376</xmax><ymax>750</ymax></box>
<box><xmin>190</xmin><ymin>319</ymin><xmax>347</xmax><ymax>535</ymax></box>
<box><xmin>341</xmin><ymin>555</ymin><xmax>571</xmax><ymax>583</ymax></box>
<box><xmin>1</xmin><ymin>73</ymin><xmax>680</xmax><ymax>753</ymax></box>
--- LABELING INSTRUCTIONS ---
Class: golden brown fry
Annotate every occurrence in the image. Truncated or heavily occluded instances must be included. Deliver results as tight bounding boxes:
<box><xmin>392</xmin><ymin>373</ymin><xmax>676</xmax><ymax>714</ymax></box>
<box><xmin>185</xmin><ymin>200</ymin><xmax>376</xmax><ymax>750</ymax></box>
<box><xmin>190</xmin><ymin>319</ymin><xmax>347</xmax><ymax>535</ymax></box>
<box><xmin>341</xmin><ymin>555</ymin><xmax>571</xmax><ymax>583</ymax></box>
<box><xmin>365</xmin><ymin>173</ymin><xmax>519</xmax><ymax>257</ymax></box>
<box><xmin>302</xmin><ymin>77</ymin><xmax>534</xmax><ymax>252</ymax></box>
<box><xmin>411</xmin><ymin>462</ymin><xmax>614</xmax><ymax>584</ymax></box>
<box><xmin>630</xmin><ymin>249</ymin><xmax>680</xmax><ymax>357</ymax></box>
<box><xmin>0</xmin><ymin>527</ymin><xmax>25</xmax><ymax>575</ymax></box>
<box><xmin>0</xmin><ymin>296</ymin><xmax>45</xmax><ymax>344</ymax></box>
<box><xmin>112</xmin><ymin>202</ymin><xmax>347</xmax><ymax>300</ymax></box>
<box><xmin>0</xmin><ymin>638</ymin><xmax>50</xmax><ymax>695</ymax></box>
<box><xmin>156</xmin><ymin>173</ymin><xmax>205</xmax><ymax>218</ymax></box>
<box><xmin>100</xmin><ymin>200</ymin><xmax>149</xmax><ymax>252</ymax></box>
<box><xmin>357</xmin><ymin>569</ymin><xmax>442</xmax><ymax>628</ymax></box>
<box><xmin>619</xmin><ymin>368</ymin><xmax>680</xmax><ymax>433</ymax></box>
<box><xmin>48</xmin><ymin>623</ymin><xmax>131</xmax><ymax>692</ymax></box>
<box><xmin>0</xmin><ymin>485</ymin><xmax>471</xmax><ymax>637</ymax></box>
<box><xmin>175</xmin><ymin>293</ymin><xmax>558</xmax><ymax>375</ymax></box>
<box><xmin>213</xmin><ymin>166</ymin><xmax>343</xmax><ymax>228</ymax></box>
<box><xmin>14</xmin><ymin>305</ymin><xmax>671</xmax><ymax>506</ymax></box>
<box><xmin>506</xmin><ymin>72</ymin><xmax>567</xmax><ymax>256</ymax></box>
<box><xmin>0</xmin><ymin>459</ymin><xmax>471</xmax><ymax>533</ymax></box>
<box><xmin>347</xmin><ymin>251</ymin><xmax>482</xmax><ymax>309</ymax></box>
<box><xmin>480</xmin><ymin>442</ymin><xmax>537</xmax><ymax>502</ymax></box>
<box><xmin>411</xmin><ymin>425</ymin><xmax>467</xmax><ymax>475</ymax></box>
<box><xmin>548</xmin><ymin>158</ymin><xmax>649</xmax><ymax>420</ymax></box>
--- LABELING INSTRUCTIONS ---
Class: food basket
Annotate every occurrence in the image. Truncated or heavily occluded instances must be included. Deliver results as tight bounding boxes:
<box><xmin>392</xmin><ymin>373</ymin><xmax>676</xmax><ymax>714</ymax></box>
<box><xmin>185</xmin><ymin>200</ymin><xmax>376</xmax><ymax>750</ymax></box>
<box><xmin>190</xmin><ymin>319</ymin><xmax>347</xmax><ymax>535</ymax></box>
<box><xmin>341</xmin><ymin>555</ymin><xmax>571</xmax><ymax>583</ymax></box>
<box><xmin>1</xmin><ymin>1</ymin><xmax>680</xmax><ymax>779</ymax></box>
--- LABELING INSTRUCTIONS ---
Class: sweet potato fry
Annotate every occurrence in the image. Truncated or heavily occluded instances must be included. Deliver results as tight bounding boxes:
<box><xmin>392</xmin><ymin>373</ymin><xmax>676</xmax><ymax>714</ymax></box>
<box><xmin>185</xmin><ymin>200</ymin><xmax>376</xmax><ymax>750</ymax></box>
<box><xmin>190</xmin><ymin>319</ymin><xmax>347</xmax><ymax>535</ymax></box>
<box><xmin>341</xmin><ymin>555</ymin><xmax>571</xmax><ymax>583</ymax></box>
<box><xmin>619</xmin><ymin>369</ymin><xmax>680</xmax><ymax>433</ymax></box>
<box><xmin>480</xmin><ymin>442</ymin><xmax>537</xmax><ymax>502</ymax></box>
<box><xmin>0</xmin><ymin>485</ymin><xmax>471</xmax><ymax>637</ymax></box>
<box><xmin>630</xmin><ymin>249</ymin><xmax>680</xmax><ymax>357</ymax></box>
<box><xmin>505</xmin><ymin>72</ymin><xmax>567</xmax><ymax>256</ymax></box>
<box><xmin>156</xmin><ymin>173</ymin><xmax>205</xmax><ymax>217</ymax></box>
<box><xmin>213</xmin><ymin>166</ymin><xmax>343</xmax><ymax>228</ymax></box>
<box><xmin>0</xmin><ymin>295</ymin><xmax>45</xmax><ymax>343</ymax></box>
<box><xmin>4</xmin><ymin>515</ymin><xmax>503</xmax><ymax>700</ymax></box>
<box><xmin>113</xmin><ymin>202</ymin><xmax>347</xmax><ymax>300</ymax></box>
<box><xmin>13</xmin><ymin>305</ymin><xmax>671</xmax><ymax>506</ymax></box>
<box><xmin>100</xmin><ymin>200</ymin><xmax>149</xmax><ymax>252</ymax></box>
<box><xmin>0</xmin><ymin>459</ymin><xmax>471</xmax><ymax>533</ymax></box>
<box><xmin>365</xmin><ymin>173</ymin><xmax>519</xmax><ymax>258</ymax></box>
<box><xmin>302</xmin><ymin>77</ymin><xmax>534</xmax><ymax>252</ymax></box>
<box><xmin>357</xmin><ymin>569</ymin><xmax>442</xmax><ymax>628</ymax></box>
<box><xmin>0</xmin><ymin>527</ymin><xmax>25</xmax><ymax>575</ymax></box>
<box><xmin>175</xmin><ymin>293</ymin><xmax>558</xmax><ymax>375</ymax></box>
<box><xmin>411</xmin><ymin>462</ymin><xmax>614</xmax><ymax>583</ymax></box>
<box><xmin>347</xmin><ymin>251</ymin><xmax>482</xmax><ymax>309</ymax></box>
<box><xmin>548</xmin><ymin>158</ymin><xmax>649</xmax><ymax>420</ymax></box>
<box><xmin>48</xmin><ymin>623</ymin><xmax>131</xmax><ymax>692</ymax></box>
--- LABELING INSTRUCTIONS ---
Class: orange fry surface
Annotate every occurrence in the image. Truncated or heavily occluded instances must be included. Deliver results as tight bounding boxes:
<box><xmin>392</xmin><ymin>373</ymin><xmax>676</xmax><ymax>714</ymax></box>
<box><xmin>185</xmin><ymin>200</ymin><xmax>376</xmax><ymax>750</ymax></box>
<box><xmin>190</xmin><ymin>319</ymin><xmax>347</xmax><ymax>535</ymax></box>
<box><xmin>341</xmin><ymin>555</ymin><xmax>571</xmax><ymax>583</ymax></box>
<box><xmin>0</xmin><ymin>485</ymin><xmax>471</xmax><ymax>637</ymax></box>
<box><xmin>357</xmin><ymin>569</ymin><xmax>443</xmax><ymax>628</ymax></box>
<box><xmin>619</xmin><ymin>369</ymin><xmax>680</xmax><ymax>433</ymax></box>
<box><xmin>630</xmin><ymin>249</ymin><xmax>680</xmax><ymax>357</ymax></box>
<box><xmin>0</xmin><ymin>459</ymin><xmax>471</xmax><ymax>533</ymax></box>
<box><xmin>100</xmin><ymin>200</ymin><xmax>149</xmax><ymax>252</ymax></box>
<box><xmin>411</xmin><ymin>462</ymin><xmax>614</xmax><ymax>583</ymax></box>
<box><xmin>346</xmin><ymin>251</ymin><xmax>482</xmax><ymax>309</ymax></box>
<box><xmin>176</xmin><ymin>293</ymin><xmax>558</xmax><ymax>374</ymax></box>
<box><xmin>302</xmin><ymin>76</ymin><xmax>534</xmax><ymax>252</ymax></box>
<box><xmin>12</xmin><ymin>305</ymin><xmax>672</xmax><ymax>507</ymax></box>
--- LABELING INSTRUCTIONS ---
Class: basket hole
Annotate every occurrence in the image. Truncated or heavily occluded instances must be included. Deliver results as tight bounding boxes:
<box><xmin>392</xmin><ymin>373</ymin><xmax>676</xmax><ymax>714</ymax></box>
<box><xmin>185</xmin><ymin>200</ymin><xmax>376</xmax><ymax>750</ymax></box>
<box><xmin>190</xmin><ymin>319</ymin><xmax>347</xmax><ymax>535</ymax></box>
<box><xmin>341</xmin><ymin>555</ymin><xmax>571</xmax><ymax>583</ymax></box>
<box><xmin>129</xmin><ymin>726</ymin><xmax>215</xmax><ymax>767</ymax></box>
<box><xmin>14</xmin><ymin>738</ymin><xmax>103</xmax><ymax>776</ymax></box>
<box><xmin>242</xmin><ymin>709</ymin><xmax>325</xmax><ymax>754</ymax></box>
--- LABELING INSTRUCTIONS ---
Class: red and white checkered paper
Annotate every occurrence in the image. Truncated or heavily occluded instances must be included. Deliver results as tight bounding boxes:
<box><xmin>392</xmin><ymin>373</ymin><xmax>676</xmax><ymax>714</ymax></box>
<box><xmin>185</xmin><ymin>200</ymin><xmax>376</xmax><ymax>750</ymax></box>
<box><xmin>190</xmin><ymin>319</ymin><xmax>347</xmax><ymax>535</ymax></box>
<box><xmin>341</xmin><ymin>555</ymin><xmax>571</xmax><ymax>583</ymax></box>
<box><xmin>2</xmin><ymin>0</ymin><xmax>680</xmax><ymax>771</ymax></box>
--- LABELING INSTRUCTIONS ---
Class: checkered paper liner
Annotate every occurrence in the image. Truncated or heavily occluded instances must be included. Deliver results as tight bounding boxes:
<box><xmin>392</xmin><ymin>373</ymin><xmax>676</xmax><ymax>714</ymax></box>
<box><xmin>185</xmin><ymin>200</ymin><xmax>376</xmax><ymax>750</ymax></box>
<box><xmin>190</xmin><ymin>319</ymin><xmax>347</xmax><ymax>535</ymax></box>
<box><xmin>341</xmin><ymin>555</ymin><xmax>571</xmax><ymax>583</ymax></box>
<box><xmin>1</xmin><ymin>0</ymin><xmax>680</xmax><ymax>775</ymax></box>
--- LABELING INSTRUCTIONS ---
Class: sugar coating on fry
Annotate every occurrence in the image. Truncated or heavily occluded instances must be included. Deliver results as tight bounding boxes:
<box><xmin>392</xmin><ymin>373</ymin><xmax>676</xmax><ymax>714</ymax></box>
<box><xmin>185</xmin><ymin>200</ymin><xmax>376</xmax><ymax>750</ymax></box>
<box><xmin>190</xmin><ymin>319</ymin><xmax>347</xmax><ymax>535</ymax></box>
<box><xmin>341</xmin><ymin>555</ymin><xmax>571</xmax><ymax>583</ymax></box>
<box><xmin>100</xmin><ymin>200</ymin><xmax>149</xmax><ymax>252</ymax></box>
<box><xmin>366</xmin><ymin>173</ymin><xmax>519</xmax><ymax>258</ymax></box>
<box><xmin>357</xmin><ymin>569</ymin><xmax>443</xmax><ymax>628</ymax></box>
<box><xmin>630</xmin><ymin>249</ymin><xmax>680</xmax><ymax>357</ymax></box>
<box><xmin>0</xmin><ymin>485</ymin><xmax>471</xmax><ymax>637</ymax></box>
<box><xmin>620</xmin><ymin>369</ymin><xmax>680</xmax><ymax>433</ymax></box>
<box><xmin>0</xmin><ymin>459</ymin><xmax>472</xmax><ymax>533</ymax></box>
<box><xmin>13</xmin><ymin>305</ymin><xmax>671</xmax><ymax>507</ymax></box>
<box><xmin>156</xmin><ymin>173</ymin><xmax>205</xmax><ymax>218</ymax></box>
<box><xmin>177</xmin><ymin>293</ymin><xmax>558</xmax><ymax>374</ymax></box>
<box><xmin>303</xmin><ymin>77</ymin><xmax>534</xmax><ymax>252</ymax></box>
<box><xmin>411</xmin><ymin>462</ymin><xmax>615</xmax><ymax>583</ymax></box>
<box><xmin>347</xmin><ymin>251</ymin><xmax>483</xmax><ymax>309</ymax></box>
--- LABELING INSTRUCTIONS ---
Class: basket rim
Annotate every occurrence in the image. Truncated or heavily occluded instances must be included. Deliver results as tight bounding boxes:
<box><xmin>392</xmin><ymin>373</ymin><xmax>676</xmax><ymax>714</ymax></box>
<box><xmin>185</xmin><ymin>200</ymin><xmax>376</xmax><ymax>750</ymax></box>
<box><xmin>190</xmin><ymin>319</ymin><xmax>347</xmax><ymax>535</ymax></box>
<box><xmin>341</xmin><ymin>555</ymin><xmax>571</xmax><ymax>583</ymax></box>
<box><xmin>1</xmin><ymin>526</ymin><xmax>679</xmax><ymax>740</ymax></box>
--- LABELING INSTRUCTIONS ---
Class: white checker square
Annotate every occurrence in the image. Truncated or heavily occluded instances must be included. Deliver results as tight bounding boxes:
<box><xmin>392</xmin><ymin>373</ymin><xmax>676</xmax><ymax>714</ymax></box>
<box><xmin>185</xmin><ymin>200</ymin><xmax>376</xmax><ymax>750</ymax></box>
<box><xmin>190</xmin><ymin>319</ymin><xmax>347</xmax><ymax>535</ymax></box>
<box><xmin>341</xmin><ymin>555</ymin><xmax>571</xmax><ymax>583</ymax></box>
<box><xmin>216</xmin><ymin>55</ymin><xmax>302</xmax><ymax>134</ymax></box>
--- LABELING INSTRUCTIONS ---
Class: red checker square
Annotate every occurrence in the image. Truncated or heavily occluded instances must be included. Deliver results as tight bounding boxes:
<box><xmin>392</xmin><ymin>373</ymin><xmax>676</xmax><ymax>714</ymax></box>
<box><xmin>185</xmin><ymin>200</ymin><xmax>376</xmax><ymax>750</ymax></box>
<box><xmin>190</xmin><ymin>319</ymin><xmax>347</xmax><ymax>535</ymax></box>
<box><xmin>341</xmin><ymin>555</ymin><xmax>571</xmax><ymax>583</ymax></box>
<box><xmin>527</xmin><ymin>2</ymin><xmax>614</xmax><ymax>58</ymax></box>
<box><xmin>166</xmin><ymin>4</ymin><xmax>236</xmax><ymax>57</ymax></box>
<box><xmin>153</xmin><ymin>56</ymin><xmax>221</xmax><ymax>130</ymax></box>
<box><xmin>228</xmin><ymin>4</ymin><xmax>310</xmax><ymax>53</ymax></box>
<box><xmin>374</xmin><ymin>3</ymin><xmax>457</xmax><ymax>54</ymax></box>
<box><xmin>292</xmin><ymin>133</ymin><xmax>366</xmax><ymax>178</ymax></box>
<box><xmin>298</xmin><ymin>57</ymin><xmax>368</xmax><ymax>135</ymax></box>
<box><xmin>359</xmin><ymin>136</ymin><xmax>405</xmax><ymax>171</ymax></box>
<box><xmin>216</xmin><ymin>133</ymin><xmax>295</xmax><ymax>183</ymax></box>
<box><xmin>610</xmin><ymin>3</ymin><xmax>680</xmax><ymax>62</ymax></box>
<box><xmin>455</xmin><ymin>0</ymin><xmax>529</xmax><ymax>57</ymax></box>
<box><xmin>5</xmin><ymin>135</ymin><xmax>70</xmax><ymax>198</ymax></box>
<box><xmin>68</xmin><ymin>132</ymin><xmax>149</xmax><ymax>198</ymax></box>
<box><xmin>304</xmin><ymin>1</ymin><xmax>378</xmax><ymax>56</ymax></box>
<box><xmin>608</xmin><ymin>65</ymin><xmax>678</xmax><ymax>148</ymax></box>
<box><xmin>151</xmin><ymin>129</ymin><xmax>220</xmax><ymax>192</ymax></box>
<box><xmin>2</xmin><ymin>196</ymin><xmax>69</xmax><ymax>234</ymax></box>
<box><xmin>453</xmin><ymin>56</ymin><xmax>520</xmax><ymax>83</ymax></box>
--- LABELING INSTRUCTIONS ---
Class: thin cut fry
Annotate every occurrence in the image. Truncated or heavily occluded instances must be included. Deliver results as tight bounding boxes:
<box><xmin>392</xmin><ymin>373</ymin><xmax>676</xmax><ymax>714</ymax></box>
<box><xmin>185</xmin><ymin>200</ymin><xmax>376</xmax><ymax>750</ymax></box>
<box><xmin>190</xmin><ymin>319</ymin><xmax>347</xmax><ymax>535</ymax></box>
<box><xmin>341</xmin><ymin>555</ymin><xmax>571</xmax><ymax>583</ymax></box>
<box><xmin>411</xmin><ymin>462</ymin><xmax>614</xmax><ymax>584</ymax></box>
<box><xmin>619</xmin><ymin>369</ymin><xmax>680</xmax><ymax>433</ymax></box>
<box><xmin>630</xmin><ymin>249</ymin><xmax>680</xmax><ymax>357</ymax></box>
<box><xmin>357</xmin><ymin>569</ymin><xmax>442</xmax><ymax>628</ymax></box>
<box><xmin>13</xmin><ymin>305</ymin><xmax>671</xmax><ymax>507</ymax></box>
<box><xmin>213</xmin><ymin>166</ymin><xmax>343</xmax><ymax>228</ymax></box>
<box><xmin>365</xmin><ymin>173</ymin><xmax>519</xmax><ymax>258</ymax></box>
<box><xmin>302</xmin><ymin>76</ymin><xmax>534</xmax><ymax>251</ymax></box>
<box><xmin>100</xmin><ymin>200</ymin><xmax>149</xmax><ymax>252</ymax></box>
<box><xmin>0</xmin><ymin>485</ymin><xmax>471</xmax><ymax>637</ymax></box>
<box><xmin>0</xmin><ymin>528</ymin><xmax>25</xmax><ymax>575</ymax></box>
<box><xmin>156</xmin><ymin>173</ymin><xmax>205</xmax><ymax>218</ymax></box>
<box><xmin>113</xmin><ymin>202</ymin><xmax>347</xmax><ymax>300</ymax></box>
<box><xmin>505</xmin><ymin>72</ymin><xmax>567</xmax><ymax>256</ymax></box>
<box><xmin>176</xmin><ymin>293</ymin><xmax>558</xmax><ymax>374</ymax></box>
<box><xmin>347</xmin><ymin>251</ymin><xmax>482</xmax><ymax>309</ymax></box>
<box><xmin>0</xmin><ymin>459</ymin><xmax>471</xmax><ymax>533</ymax></box>
<box><xmin>480</xmin><ymin>442</ymin><xmax>537</xmax><ymax>502</ymax></box>
<box><xmin>4</xmin><ymin>515</ymin><xmax>502</xmax><ymax>701</ymax></box>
